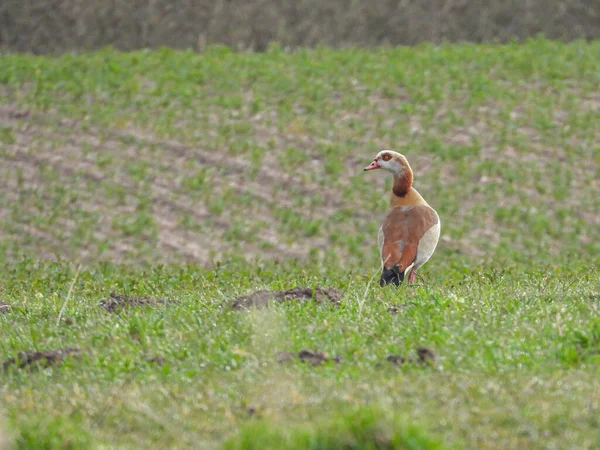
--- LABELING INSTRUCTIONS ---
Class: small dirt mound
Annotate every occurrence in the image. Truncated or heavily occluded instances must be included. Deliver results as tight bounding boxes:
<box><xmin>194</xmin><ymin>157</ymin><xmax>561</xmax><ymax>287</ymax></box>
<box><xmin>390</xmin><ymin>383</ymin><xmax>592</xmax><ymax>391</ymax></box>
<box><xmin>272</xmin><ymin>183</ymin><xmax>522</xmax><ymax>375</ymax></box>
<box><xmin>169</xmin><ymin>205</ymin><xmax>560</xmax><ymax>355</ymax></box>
<box><xmin>386</xmin><ymin>355</ymin><xmax>406</xmax><ymax>365</ymax></box>
<box><xmin>276</xmin><ymin>349</ymin><xmax>342</xmax><ymax>366</ymax></box>
<box><xmin>100</xmin><ymin>292</ymin><xmax>173</xmax><ymax>313</ymax></box>
<box><xmin>2</xmin><ymin>348</ymin><xmax>82</xmax><ymax>371</ymax></box>
<box><xmin>231</xmin><ymin>287</ymin><xmax>342</xmax><ymax>310</ymax></box>
<box><xmin>246</xmin><ymin>404</ymin><xmax>259</xmax><ymax>417</ymax></box>
<box><xmin>0</xmin><ymin>302</ymin><xmax>10</xmax><ymax>313</ymax></box>
<box><xmin>9</xmin><ymin>110</ymin><xmax>30</xmax><ymax>119</ymax></box>
<box><xmin>416</xmin><ymin>346</ymin><xmax>436</xmax><ymax>363</ymax></box>
<box><xmin>385</xmin><ymin>346</ymin><xmax>436</xmax><ymax>366</ymax></box>
<box><xmin>298</xmin><ymin>349</ymin><xmax>339</xmax><ymax>366</ymax></box>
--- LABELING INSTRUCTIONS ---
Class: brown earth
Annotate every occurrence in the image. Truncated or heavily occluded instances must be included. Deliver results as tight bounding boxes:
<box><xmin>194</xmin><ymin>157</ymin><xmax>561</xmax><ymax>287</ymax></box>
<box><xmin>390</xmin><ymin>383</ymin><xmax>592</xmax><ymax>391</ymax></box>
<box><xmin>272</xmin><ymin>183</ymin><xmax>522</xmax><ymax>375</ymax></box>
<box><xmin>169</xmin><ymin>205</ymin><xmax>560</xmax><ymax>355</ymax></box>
<box><xmin>0</xmin><ymin>106</ymin><xmax>336</xmax><ymax>265</ymax></box>
<box><xmin>0</xmin><ymin>303</ymin><xmax>10</xmax><ymax>313</ymax></box>
<box><xmin>231</xmin><ymin>287</ymin><xmax>342</xmax><ymax>310</ymax></box>
<box><xmin>276</xmin><ymin>349</ymin><xmax>342</xmax><ymax>366</ymax></box>
<box><xmin>386</xmin><ymin>346</ymin><xmax>437</xmax><ymax>366</ymax></box>
<box><xmin>2</xmin><ymin>348</ymin><xmax>83</xmax><ymax>371</ymax></box>
<box><xmin>100</xmin><ymin>292</ymin><xmax>174</xmax><ymax>313</ymax></box>
<box><xmin>0</xmin><ymin>83</ymin><xmax>598</xmax><ymax>269</ymax></box>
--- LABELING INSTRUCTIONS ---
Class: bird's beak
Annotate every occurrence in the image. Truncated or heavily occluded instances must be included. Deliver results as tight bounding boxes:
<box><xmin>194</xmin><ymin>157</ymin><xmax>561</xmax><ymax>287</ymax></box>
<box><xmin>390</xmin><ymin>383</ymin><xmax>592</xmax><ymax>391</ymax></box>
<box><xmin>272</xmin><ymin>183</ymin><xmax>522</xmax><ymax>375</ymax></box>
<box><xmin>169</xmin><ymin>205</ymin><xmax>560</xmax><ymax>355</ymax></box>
<box><xmin>364</xmin><ymin>160</ymin><xmax>380</xmax><ymax>171</ymax></box>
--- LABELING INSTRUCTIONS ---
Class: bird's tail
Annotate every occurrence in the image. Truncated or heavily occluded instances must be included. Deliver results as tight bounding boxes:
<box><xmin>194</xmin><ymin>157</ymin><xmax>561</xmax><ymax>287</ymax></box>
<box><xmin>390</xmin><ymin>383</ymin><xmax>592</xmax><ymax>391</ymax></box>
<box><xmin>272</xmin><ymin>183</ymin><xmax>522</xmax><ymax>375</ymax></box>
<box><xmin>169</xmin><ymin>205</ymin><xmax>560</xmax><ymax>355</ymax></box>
<box><xmin>380</xmin><ymin>265</ymin><xmax>404</xmax><ymax>287</ymax></box>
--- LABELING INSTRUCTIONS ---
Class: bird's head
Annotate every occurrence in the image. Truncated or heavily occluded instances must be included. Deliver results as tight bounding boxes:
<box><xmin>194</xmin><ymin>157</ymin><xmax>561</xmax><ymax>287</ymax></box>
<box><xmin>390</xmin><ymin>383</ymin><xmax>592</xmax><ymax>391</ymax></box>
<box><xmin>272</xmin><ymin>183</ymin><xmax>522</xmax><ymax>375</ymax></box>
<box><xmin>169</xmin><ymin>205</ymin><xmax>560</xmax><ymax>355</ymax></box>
<box><xmin>363</xmin><ymin>150</ymin><xmax>411</xmax><ymax>176</ymax></box>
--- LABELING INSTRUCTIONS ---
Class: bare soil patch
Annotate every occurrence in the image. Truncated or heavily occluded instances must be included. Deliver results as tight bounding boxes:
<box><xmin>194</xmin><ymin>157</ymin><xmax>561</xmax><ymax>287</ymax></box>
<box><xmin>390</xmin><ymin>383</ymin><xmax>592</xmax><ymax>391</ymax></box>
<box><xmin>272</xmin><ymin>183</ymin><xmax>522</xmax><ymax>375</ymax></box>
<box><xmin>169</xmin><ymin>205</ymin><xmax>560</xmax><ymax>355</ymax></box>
<box><xmin>0</xmin><ymin>302</ymin><xmax>10</xmax><ymax>313</ymax></box>
<box><xmin>2</xmin><ymin>80</ymin><xmax>598</xmax><ymax>268</ymax></box>
<box><xmin>2</xmin><ymin>347</ymin><xmax>82</xmax><ymax>371</ymax></box>
<box><xmin>1</xmin><ymin>107</ymin><xmax>317</xmax><ymax>264</ymax></box>
<box><xmin>100</xmin><ymin>292</ymin><xmax>174</xmax><ymax>313</ymax></box>
<box><xmin>386</xmin><ymin>346</ymin><xmax>436</xmax><ymax>366</ymax></box>
<box><xmin>276</xmin><ymin>349</ymin><xmax>342</xmax><ymax>366</ymax></box>
<box><xmin>231</xmin><ymin>287</ymin><xmax>342</xmax><ymax>310</ymax></box>
<box><xmin>2</xmin><ymin>107</ymin><xmax>30</xmax><ymax>120</ymax></box>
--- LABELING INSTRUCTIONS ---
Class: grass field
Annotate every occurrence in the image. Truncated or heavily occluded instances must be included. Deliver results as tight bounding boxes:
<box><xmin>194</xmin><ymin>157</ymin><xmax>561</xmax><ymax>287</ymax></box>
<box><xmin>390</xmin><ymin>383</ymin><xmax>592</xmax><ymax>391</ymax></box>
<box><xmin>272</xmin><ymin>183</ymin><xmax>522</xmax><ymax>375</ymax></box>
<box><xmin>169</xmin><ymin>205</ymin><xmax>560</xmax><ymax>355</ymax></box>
<box><xmin>0</xmin><ymin>38</ymin><xmax>599</xmax><ymax>449</ymax></box>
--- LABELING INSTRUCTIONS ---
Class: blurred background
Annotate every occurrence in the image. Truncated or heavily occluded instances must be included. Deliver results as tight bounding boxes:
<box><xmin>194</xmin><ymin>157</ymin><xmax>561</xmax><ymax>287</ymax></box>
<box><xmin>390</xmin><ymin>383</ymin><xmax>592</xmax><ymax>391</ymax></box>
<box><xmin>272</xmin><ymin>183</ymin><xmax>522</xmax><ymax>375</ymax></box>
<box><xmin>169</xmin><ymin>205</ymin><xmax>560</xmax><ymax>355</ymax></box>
<box><xmin>0</xmin><ymin>1</ymin><xmax>598</xmax><ymax>272</ymax></box>
<box><xmin>2</xmin><ymin>0</ymin><xmax>599</xmax><ymax>53</ymax></box>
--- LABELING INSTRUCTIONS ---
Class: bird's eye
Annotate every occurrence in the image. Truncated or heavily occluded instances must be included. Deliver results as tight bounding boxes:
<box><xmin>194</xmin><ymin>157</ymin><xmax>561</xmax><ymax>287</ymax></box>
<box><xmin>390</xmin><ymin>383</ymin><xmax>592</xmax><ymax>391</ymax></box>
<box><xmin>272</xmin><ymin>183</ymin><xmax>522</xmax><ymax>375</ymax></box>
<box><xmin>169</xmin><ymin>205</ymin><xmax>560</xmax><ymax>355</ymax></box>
<box><xmin>382</xmin><ymin>153</ymin><xmax>391</xmax><ymax>161</ymax></box>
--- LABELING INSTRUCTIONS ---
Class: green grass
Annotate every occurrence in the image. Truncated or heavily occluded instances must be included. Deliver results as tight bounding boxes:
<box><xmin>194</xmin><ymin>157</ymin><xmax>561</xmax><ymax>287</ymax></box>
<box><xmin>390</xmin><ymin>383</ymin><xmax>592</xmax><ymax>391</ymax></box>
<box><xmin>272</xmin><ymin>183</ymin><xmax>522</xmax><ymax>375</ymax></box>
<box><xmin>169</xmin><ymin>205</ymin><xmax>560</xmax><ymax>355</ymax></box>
<box><xmin>1</xmin><ymin>38</ymin><xmax>599</xmax><ymax>269</ymax></box>
<box><xmin>0</xmin><ymin>262</ymin><xmax>599</xmax><ymax>449</ymax></box>
<box><xmin>0</xmin><ymin>38</ymin><xmax>599</xmax><ymax>448</ymax></box>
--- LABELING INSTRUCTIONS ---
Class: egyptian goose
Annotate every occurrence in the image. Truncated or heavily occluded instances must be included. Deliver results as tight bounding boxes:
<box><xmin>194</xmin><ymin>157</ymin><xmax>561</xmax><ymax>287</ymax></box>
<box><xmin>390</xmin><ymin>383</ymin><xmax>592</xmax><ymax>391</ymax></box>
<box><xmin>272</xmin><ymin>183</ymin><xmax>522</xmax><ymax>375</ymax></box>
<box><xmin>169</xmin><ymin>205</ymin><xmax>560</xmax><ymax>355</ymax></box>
<box><xmin>364</xmin><ymin>150</ymin><xmax>441</xmax><ymax>286</ymax></box>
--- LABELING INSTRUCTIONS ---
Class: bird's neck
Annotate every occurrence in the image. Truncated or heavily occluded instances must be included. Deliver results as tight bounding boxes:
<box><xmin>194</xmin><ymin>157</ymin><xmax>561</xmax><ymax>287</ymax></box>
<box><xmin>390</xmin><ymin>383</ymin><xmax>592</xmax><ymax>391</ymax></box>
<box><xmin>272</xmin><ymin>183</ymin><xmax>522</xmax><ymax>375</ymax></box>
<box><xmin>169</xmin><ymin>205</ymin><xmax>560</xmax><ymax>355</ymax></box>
<box><xmin>389</xmin><ymin>171</ymin><xmax>427</xmax><ymax>207</ymax></box>
<box><xmin>392</xmin><ymin>171</ymin><xmax>413</xmax><ymax>197</ymax></box>
<box><xmin>390</xmin><ymin>187</ymin><xmax>428</xmax><ymax>207</ymax></box>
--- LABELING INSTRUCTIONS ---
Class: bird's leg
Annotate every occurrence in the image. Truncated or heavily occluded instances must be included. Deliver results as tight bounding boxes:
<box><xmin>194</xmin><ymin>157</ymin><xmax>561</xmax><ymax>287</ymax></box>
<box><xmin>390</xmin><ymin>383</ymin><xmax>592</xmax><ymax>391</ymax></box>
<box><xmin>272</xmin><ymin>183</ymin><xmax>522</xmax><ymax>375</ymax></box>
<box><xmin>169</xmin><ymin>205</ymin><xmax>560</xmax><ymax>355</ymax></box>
<box><xmin>407</xmin><ymin>270</ymin><xmax>425</xmax><ymax>286</ymax></box>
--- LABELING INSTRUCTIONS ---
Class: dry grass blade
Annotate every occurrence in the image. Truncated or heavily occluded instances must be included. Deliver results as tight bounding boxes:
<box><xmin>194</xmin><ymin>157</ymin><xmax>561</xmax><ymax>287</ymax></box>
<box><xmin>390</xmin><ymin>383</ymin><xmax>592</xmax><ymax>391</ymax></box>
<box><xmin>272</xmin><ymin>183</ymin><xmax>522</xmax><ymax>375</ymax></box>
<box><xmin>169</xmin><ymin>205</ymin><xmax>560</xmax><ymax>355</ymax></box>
<box><xmin>56</xmin><ymin>263</ymin><xmax>81</xmax><ymax>326</ymax></box>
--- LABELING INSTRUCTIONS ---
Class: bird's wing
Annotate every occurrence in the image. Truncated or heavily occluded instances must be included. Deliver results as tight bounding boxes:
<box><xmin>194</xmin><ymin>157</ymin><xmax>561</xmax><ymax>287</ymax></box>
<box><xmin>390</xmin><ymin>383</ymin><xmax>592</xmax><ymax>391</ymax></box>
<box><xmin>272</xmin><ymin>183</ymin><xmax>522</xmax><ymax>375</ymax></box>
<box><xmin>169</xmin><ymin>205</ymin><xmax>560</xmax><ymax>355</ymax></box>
<box><xmin>380</xmin><ymin>205</ymin><xmax>439</xmax><ymax>272</ymax></box>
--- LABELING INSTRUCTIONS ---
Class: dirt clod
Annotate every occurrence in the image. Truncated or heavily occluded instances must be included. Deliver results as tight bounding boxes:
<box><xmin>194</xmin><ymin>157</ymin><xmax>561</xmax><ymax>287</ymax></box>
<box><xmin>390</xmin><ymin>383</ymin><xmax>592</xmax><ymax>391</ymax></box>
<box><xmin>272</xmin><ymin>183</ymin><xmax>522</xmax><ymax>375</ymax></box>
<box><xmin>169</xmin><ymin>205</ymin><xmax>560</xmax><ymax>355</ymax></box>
<box><xmin>416</xmin><ymin>346</ymin><xmax>436</xmax><ymax>364</ymax></box>
<box><xmin>277</xmin><ymin>349</ymin><xmax>341</xmax><ymax>366</ymax></box>
<box><xmin>0</xmin><ymin>302</ymin><xmax>10</xmax><ymax>313</ymax></box>
<box><xmin>386</xmin><ymin>355</ymin><xmax>406</xmax><ymax>365</ymax></box>
<box><xmin>298</xmin><ymin>349</ymin><xmax>329</xmax><ymax>366</ymax></box>
<box><xmin>8</xmin><ymin>109</ymin><xmax>30</xmax><ymax>119</ymax></box>
<box><xmin>231</xmin><ymin>287</ymin><xmax>342</xmax><ymax>310</ymax></box>
<box><xmin>2</xmin><ymin>348</ymin><xmax>82</xmax><ymax>371</ymax></box>
<box><xmin>385</xmin><ymin>347</ymin><xmax>436</xmax><ymax>367</ymax></box>
<box><xmin>100</xmin><ymin>292</ymin><xmax>173</xmax><ymax>312</ymax></box>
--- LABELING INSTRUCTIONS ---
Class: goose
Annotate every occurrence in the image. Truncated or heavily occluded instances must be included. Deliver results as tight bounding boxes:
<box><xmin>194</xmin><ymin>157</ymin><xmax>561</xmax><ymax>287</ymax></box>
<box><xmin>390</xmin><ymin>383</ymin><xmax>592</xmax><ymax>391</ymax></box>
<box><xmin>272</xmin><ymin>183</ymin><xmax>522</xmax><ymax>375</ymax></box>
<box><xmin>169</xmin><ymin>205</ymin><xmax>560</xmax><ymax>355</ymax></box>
<box><xmin>364</xmin><ymin>150</ymin><xmax>440</xmax><ymax>286</ymax></box>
